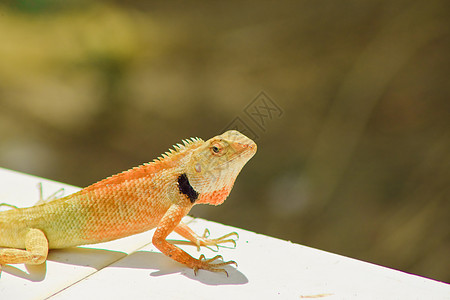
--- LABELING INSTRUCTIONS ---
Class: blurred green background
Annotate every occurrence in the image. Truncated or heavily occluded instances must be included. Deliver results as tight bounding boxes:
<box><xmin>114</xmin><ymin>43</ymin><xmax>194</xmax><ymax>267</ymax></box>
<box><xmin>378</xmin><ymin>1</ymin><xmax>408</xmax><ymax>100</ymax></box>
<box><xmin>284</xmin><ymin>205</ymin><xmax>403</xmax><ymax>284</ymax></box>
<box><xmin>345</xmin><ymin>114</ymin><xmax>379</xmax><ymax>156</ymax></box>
<box><xmin>0</xmin><ymin>0</ymin><xmax>449</xmax><ymax>283</ymax></box>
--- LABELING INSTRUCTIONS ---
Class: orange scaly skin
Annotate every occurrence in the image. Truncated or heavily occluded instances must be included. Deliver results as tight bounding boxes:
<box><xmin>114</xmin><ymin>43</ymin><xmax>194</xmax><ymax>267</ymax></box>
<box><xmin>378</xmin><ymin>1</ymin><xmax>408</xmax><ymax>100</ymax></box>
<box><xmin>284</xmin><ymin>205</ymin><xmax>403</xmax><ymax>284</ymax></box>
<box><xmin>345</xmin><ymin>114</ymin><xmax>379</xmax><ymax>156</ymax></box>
<box><xmin>0</xmin><ymin>130</ymin><xmax>256</xmax><ymax>276</ymax></box>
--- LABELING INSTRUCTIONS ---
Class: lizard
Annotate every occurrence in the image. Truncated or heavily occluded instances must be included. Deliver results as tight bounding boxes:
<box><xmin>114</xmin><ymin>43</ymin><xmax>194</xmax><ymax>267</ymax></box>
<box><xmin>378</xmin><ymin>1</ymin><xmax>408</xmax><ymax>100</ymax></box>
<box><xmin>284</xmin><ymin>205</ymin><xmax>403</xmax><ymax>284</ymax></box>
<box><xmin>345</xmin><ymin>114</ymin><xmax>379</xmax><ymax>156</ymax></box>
<box><xmin>0</xmin><ymin>130</ymin><xmax>257</xmax><ymax>276</ymax></box>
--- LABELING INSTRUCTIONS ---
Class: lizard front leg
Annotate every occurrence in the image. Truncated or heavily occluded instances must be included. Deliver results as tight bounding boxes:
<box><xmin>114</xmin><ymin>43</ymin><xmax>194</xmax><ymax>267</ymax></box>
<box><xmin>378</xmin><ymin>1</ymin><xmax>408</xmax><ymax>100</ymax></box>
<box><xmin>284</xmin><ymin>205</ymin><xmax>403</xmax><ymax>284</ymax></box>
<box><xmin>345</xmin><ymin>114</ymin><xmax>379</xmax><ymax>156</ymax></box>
<box><xmin>152</xmin><ymin>204</ymin><xmax>236</xmax><ymax>276</ymax></box>
<box><xmin>0</xmin><ymin>228</ymin><xmax>48</xmax><ymax>273</ymax></box>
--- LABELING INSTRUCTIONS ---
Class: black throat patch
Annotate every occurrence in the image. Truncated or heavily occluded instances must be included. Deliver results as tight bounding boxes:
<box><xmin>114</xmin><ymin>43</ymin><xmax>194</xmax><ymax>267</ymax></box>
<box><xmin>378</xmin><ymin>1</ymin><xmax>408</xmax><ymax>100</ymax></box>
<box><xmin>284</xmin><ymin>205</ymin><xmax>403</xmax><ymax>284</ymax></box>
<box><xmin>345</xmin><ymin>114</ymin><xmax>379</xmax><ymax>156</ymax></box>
<box><xmin>177</xmin><ymin>173</ymin><xmax>199</xmax><ymax>203</ymax></box>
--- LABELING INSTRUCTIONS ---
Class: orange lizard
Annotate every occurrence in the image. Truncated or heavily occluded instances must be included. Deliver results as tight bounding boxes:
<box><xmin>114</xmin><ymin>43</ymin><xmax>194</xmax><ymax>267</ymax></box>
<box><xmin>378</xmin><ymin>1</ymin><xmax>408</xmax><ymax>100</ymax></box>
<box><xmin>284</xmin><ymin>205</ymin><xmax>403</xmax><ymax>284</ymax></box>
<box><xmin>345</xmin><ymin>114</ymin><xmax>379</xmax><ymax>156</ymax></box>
<box><xmin>0</xmin><ymin>130</ymin><xmax>256</xmax><ymax>276</ymax></box>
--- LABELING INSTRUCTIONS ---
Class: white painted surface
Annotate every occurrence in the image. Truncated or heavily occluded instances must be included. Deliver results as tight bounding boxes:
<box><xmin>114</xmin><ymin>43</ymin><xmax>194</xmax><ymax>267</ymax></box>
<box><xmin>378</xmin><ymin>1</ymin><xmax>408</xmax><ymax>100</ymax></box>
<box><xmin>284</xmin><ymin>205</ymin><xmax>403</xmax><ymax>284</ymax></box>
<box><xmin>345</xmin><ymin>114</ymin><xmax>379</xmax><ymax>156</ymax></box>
<box><xmin>0</xmin><ymin>167</ymin><xmax>449</xmax><ymax>299</ymax></box>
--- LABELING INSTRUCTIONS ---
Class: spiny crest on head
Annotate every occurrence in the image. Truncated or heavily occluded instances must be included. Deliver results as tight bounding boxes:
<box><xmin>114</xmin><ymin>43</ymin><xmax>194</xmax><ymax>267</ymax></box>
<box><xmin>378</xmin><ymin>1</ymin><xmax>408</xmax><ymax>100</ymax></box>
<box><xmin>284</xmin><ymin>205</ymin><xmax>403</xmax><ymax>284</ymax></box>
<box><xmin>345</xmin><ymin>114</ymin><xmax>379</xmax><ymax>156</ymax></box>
<box><xmin>153</xmin><ymin>136</ymin><xmax>203</xmax><ymax>163</ymax></box>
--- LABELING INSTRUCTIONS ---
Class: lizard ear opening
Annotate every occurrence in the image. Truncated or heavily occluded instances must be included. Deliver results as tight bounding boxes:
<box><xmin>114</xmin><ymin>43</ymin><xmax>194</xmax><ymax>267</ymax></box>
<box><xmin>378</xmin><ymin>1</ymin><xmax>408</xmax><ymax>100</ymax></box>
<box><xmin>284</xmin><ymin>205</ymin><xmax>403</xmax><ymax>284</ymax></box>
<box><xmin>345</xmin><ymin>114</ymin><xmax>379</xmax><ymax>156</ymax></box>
<box><xmin>194</xmin><ymin>163</ymin><xmax>202</xmax><ymax>173</ymax></box>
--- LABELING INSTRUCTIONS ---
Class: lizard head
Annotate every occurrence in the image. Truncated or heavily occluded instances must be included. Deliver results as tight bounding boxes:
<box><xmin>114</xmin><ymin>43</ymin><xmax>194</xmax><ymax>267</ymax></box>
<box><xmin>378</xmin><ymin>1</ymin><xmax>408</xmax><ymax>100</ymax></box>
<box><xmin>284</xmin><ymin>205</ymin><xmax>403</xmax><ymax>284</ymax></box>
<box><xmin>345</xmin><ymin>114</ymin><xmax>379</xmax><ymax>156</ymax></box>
<box><xmin>186</xmin><ymin>130</ymin><xmax>257</xmax><ymax>205</ymax></box>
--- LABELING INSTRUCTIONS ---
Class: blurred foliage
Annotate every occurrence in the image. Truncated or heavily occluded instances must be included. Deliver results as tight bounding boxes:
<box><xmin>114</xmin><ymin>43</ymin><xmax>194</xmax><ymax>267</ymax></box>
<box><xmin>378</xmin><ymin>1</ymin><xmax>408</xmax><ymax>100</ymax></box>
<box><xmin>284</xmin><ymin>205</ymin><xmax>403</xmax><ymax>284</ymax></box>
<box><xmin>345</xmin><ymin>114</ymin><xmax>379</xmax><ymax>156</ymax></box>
<box><xmin>0</xmin><ymin>0</ymin><xmax>449</xmax><ymax>282</ymax></box>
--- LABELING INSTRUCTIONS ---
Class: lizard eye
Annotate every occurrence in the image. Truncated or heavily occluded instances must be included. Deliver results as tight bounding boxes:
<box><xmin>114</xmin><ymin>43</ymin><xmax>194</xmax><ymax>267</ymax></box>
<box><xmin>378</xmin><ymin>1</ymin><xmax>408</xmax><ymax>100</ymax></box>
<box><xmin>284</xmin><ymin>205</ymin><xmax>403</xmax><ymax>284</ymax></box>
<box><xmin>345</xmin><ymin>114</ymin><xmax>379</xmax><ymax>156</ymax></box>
<box><xmin>210</xmin><ymin>142</ymin><xmax>224</xmax><ymax>155</ymax></box>
<box><xmin>210</xmin><ymin>140</ymin><xmax>227</xmax><ymax>156</ymax></box>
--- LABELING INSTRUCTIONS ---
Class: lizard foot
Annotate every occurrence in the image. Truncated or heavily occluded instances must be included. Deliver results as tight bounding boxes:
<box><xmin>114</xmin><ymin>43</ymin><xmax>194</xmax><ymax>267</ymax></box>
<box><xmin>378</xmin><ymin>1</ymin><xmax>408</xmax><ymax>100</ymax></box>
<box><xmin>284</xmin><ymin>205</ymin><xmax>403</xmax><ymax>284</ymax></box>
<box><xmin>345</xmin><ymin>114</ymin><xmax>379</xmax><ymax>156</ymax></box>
<box><xmin>193</xmin><ymin>254</ymin><xmax>237</xmax><ymax>277</ymax></box>
<box><xmin>195</xmin><ymin>229</ymin><xmax>239</xmax><ymax>251</ymax></box>
<box><xmin>0</xmin><ymin>184</ymin><xmax>65</xmax><ymax>210</ymax></box>
<box><xmin>35</xmin><ymin>183</ymin><xmax>65</xmax><ymax>206</ymax></box>
<box><xmin>0</xmin><ymin>203</ymin><xmax>19</xmax><ymax>210</ymax></box>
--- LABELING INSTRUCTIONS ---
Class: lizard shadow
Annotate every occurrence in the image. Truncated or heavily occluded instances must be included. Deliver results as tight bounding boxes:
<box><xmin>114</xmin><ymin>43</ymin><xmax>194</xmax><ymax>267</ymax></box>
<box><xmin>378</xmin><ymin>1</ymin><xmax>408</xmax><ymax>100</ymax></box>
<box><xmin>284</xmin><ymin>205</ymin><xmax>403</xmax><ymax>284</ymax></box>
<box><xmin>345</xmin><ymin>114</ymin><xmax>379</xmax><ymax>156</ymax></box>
<box><xmin>115</xmin><ymin>250</ymin><xmax>249</xmax><ymax>285</ymax></box>
<box><xmin>4</xmin><ymin>245</ymin><xmax>248</xmax><ymax>285</ymax></box>
<box><xmin>54</xmin><ymin>246</ymin><xmax>248</xmax><ymax>285</ymax></box>
<box><xmin>1</xmin><ymin>263</ymin><xmax>47</xmax><ymax>282</ymax></box>
<box><xmin>1</xmin><ymin>247</ymin><xmax>125</xmax><ymax>282</ymax></box>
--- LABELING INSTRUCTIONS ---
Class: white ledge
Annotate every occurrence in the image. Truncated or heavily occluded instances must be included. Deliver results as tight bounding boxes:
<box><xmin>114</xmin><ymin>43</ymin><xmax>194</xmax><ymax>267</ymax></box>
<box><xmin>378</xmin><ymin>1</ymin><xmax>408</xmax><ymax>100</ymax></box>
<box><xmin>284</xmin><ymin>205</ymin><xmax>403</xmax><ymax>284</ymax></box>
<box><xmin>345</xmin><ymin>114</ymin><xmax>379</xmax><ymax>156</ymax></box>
<box><xmin>0</xmin><ymin>167</ymin><xmax>449</xmax><ymax>299</ymax></box>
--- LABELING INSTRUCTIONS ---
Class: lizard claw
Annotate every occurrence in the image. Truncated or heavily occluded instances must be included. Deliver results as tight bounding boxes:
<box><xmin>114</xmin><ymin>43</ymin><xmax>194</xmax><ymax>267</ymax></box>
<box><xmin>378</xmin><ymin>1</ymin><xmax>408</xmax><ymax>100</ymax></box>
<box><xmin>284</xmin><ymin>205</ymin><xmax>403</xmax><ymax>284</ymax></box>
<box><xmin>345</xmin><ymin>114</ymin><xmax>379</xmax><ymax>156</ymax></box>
<box><xmin>195</xmin><ymin>231</ymin><xmax>239</xmax><ymax>252</ymax></box>
<box><xmin>192</xmin><ymin>254</ymin><xmax>237</xmax><ymax>277</ymax></box>
<box><xmin>202</xmin><ymin>228</ymin><xmax>211</xmax><ymax>239</ymax></box>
